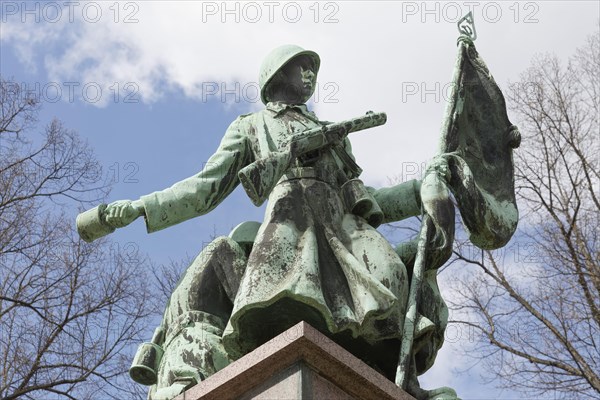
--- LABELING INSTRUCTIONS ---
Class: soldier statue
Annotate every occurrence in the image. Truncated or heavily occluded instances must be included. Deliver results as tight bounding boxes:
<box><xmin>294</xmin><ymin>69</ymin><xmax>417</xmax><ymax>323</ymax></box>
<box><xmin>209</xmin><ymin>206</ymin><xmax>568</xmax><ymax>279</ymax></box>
<box><xmin>77</xmin><ymin>14</ymin><xmax>520</xmax><ymax>400</ymax></box>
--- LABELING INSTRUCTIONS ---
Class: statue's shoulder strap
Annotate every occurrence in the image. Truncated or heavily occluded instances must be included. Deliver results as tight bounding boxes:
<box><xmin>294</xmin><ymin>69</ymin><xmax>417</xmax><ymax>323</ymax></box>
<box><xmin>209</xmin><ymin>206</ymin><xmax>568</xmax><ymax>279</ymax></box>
<box><xmin>250</xmin><ymin>110</ymin><xmax>277</xmax><ymax>159</ymax></box>
<box><xmin>332</xmin><ymin>140</ymin><xmax>362</xmax><ymax>179</ymax></box>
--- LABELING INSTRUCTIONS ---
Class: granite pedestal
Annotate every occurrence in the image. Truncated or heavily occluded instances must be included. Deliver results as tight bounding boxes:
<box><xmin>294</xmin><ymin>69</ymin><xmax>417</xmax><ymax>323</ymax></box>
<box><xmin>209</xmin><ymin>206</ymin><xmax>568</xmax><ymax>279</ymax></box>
<box><xmin>175</xmin><ymin>321</ymin><xmax>415</xmax><ymax>400</ymax></box>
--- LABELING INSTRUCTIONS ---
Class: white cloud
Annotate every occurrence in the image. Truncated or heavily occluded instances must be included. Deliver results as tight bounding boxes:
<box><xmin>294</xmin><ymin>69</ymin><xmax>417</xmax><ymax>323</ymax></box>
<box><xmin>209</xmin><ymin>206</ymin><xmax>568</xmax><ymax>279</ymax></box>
<box><xmin>2</xmin><ymin>3</ymin><xmax>598</xmax><ymax>398</ymax></box>
<box><xmin>3</xmin><ymin>1</ymin><xmax>598</xmax><ymax>184</ymax></box>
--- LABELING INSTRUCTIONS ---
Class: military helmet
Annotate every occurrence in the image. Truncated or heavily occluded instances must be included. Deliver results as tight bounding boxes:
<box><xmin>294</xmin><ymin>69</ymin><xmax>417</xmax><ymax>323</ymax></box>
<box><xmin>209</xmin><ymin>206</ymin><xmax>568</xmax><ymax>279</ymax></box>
<box><xmin>259</xmin><ymin>44</ymin><xmax>320</xmax><ymax>104</ymax></box>
<box><xmin>229</xmin><ymin>221</ymin><xmax>261</xmax><ymax>256</ymax></box>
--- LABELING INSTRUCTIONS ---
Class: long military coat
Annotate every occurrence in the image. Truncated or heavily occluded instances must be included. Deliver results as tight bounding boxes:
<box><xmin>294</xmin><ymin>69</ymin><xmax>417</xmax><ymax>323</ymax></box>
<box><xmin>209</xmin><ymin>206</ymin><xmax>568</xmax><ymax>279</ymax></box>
<box><xmin>140</xmin><ymin>102</ymin><xmax>425</xmax><ymax>376</ymax></box>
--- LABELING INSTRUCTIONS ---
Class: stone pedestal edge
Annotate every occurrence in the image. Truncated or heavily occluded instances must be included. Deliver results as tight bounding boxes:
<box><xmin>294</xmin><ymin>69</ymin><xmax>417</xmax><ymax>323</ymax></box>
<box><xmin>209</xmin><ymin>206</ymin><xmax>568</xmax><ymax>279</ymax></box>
<box><xmin>175</xmin><ymin>321</ymin><xmax>415</xmax><ymax>400</ymax></box>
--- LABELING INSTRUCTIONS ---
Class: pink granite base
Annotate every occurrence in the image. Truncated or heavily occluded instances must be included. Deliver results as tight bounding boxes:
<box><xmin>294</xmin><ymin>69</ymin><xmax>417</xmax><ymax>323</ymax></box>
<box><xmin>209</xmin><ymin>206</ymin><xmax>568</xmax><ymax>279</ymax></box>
<box><xmin>175</xmin><ymin>321</ymin><xmax>415</xmax><ymax>400</ymax></box>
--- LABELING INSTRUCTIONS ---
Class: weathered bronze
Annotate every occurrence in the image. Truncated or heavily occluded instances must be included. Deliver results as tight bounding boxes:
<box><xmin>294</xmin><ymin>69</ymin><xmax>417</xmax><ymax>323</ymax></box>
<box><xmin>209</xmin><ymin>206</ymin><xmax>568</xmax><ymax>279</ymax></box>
<box><xmin>77</xmin><ymin>15</ymin><xmax>519</xmax><ymax>400</ymax></box>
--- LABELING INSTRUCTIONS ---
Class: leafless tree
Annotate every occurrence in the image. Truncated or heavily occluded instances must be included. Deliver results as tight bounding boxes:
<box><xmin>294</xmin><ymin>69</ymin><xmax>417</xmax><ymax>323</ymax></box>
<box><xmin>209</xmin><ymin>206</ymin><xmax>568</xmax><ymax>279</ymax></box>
<box><xmin>0</xmin><ymin>78</ymin><xmax>153</xmax><ymax>399</ymax></box>
<box><xmin>447</xmin><ymin>31</ymin><xmax>599</xmax><ymax>398</ymax></box>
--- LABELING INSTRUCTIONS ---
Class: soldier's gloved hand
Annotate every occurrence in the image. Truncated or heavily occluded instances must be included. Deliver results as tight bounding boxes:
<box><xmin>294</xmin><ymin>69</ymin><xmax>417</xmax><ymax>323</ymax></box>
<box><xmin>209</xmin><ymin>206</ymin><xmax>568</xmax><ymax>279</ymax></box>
<box><xmin>425</xmin><ymin>155</ymin><xmax>451</xmax><ymax>182</ymax></box>
<box><xmin>103</xmin><ymin>199</ymin><xmax>144</xmax><ymax>228</ymax></box>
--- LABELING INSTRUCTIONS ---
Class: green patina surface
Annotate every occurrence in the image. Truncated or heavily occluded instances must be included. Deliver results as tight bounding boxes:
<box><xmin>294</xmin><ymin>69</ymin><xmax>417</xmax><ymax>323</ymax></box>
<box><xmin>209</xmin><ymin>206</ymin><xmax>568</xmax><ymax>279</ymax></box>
<box><xmin>77</xmin><ymin>21</ymin><xmax>519</xmax><ymax>399</ymax></box>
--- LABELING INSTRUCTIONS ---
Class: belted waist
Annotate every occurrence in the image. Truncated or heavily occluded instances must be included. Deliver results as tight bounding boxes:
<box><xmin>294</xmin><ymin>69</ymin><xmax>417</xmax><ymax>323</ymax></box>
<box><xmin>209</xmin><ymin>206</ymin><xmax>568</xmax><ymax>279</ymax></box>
<box><xmin>275</xmin><ymin>167</ymin><xmax>383</xmax><ymax>228</ymax></box>
<box><xmin>278</xmin><ymin>166</ymin><xmax>340</xmax><ymax>187</ymax></box>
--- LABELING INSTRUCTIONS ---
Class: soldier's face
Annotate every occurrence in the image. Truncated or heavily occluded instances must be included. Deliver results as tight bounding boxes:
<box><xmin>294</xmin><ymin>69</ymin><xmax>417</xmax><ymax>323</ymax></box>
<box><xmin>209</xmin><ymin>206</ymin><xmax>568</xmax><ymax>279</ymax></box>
<box><xmin>281</xmin><ymin>56</ymin><xmax>316</xmax><ymax>103</ymax></box>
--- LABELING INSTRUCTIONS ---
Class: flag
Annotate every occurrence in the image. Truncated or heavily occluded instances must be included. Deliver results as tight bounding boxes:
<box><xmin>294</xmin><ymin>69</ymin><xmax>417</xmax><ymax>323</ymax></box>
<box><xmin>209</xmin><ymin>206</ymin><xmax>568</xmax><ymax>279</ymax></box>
<box><xmin>440</xmin><ymin>38</ymin><xmax>521</xmax><ymax>250</ymax></box>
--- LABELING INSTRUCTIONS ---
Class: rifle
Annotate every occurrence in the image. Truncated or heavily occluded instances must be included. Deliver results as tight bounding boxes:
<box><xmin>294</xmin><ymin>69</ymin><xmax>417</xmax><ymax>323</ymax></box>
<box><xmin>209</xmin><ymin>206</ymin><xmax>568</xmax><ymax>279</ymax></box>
<box><xmin>238</xmin><ymin>111</ymin><xmax>387</xmax><ymax>206</ymax></box>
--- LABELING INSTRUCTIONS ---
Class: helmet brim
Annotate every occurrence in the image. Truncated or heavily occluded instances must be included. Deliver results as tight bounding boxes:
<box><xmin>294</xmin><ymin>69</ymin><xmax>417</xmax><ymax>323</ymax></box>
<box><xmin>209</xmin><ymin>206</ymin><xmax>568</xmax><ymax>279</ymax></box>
<box><xmin>260</xmin><ymin>50</ymin><xmax>320</xmax><ymax>104</ymax></box>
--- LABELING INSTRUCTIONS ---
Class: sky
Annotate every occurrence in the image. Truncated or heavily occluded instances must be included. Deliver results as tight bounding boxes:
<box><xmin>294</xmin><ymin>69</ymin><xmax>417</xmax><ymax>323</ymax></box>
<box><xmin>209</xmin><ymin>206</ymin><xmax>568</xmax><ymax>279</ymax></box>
<box><xmin>1</xmin><ymin>1</ymin><xmax>598</xmax><ymax>398</ymax></box>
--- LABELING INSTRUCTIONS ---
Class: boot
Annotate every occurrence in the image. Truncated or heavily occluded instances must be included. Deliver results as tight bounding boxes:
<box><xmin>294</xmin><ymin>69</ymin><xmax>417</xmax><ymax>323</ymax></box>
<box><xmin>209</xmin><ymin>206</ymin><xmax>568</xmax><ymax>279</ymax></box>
<box><xmin>149</xmin><ymin>311</ymin><xmax>230</xmax><ymax>400</ymax></box>
<box><xmin>406</xmin><ymin>358</ymin><xmax>460</xmax><ymax>400</ymax></box>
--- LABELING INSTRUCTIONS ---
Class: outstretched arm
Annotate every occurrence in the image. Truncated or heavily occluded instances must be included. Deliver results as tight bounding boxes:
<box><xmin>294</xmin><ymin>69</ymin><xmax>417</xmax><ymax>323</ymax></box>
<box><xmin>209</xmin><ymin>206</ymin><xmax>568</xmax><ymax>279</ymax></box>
<box><xmin>103</xmin><ymin>115</ymin><xmax>254</xmax><ymax>233</ymax></box>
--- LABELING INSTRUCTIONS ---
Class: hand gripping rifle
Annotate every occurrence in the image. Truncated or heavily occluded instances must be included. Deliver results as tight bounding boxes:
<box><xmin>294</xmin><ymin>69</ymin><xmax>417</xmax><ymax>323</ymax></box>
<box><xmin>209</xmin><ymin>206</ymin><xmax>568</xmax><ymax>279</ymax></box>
<box><xmin>238</xmin><ymin>111</ymin><xmax>387</xmax><ymax>206</ymax></box>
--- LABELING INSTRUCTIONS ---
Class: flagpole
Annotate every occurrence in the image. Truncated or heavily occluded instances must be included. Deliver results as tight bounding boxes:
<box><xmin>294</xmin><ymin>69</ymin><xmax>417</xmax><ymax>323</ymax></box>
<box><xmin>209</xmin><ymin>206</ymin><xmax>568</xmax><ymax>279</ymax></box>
<box><xmin>394</xmin><ymin>214</ymin><xmax>433</xmax><ymax>389</ymax></box>
<box><xmin>394</xmin><ymin>12</ymin><xmax>477</xmax><ymax>391</ymax></box>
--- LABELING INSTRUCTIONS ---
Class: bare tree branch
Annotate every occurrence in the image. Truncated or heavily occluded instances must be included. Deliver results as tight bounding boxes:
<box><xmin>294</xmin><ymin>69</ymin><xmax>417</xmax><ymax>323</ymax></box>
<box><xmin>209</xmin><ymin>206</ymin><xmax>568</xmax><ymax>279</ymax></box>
<box><xmin>0</xmin><ymin>77</ymin><xmax>156</xmax><ymax>399</ymax></box>
<box><xmin>446</xmin><ymin>31</ymin><xmax>600</xmax><ymax>399</ymax></box>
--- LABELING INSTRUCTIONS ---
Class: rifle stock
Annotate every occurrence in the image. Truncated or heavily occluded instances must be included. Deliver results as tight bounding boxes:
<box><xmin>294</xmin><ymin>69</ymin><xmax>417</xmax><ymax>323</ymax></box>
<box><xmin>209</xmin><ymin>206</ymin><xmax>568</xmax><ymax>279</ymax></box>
<box><xmin>238</xmin><ymin>111</ymin><xmax>387</xmax><ymax>206</ymax></box>
<box><xmin>238</xmin><ymin>150</ymin><xmax>293</xmax><ymax>206</ymax></box>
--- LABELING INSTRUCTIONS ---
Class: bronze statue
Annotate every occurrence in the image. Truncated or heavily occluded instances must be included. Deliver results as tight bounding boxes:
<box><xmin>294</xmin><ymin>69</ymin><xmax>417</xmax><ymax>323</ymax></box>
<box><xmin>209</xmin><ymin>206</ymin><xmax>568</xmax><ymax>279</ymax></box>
<box><xmin>77</xmin><ymin>13</ymin><xmax>520</xmax><ymax>400</ymax></box>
